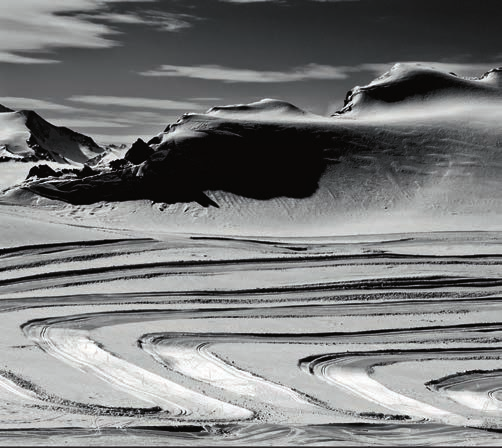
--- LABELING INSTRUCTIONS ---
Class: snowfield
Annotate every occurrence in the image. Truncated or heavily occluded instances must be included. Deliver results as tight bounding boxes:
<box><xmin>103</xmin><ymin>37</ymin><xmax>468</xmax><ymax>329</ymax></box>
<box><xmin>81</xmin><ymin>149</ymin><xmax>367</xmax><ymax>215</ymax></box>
<box><xmin>0</xmin><ymin>63</ymin><xmax>502</xmax><ymax>445</ymax></box>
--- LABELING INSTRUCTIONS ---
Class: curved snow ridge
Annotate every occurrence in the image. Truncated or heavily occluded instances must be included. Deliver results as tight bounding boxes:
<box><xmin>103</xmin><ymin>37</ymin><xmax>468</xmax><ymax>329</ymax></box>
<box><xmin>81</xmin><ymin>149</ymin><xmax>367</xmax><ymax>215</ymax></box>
<box><xmin>480</xmin><ymin>67</ymin><xmax>502</xmax><ymax>88</ymax></box>
<box><xmin>140</xmin><ymin>333</ymin><xmax>318</xmax><ymax>410</ymax></box>
<box><xmin>427</xmin><ymin>369</ymin><xmax>502</xmax><ymax>412</ymax></box>
<box><xmin>206</xmin><ymin>99</ymin><xmax>315</xmax><ymax>120</ymax></box>
<box><xmin>335</xmin><ymin>63</ymin><xmax>502</xmax><ymax>117</ymax></box>
<box><xmin>299</xmin><ymin>347</ymin><xmax>502</xmax><ymax>426</ymax></box>
<box><xmin>4</xmin><ymin>263</ymin><xmax>501</xmax><ymax>297</ymax></box>
<box><xmin>22</xmin><ymin>319</ymin><xmax>253</xmax><ymax>421</ymax></box>
<box><xmin>4</xmin><ymin>230</ymin><xmax>502</xmax><ymax>297</ymax></box>
<box><xmin>15</xmin><ymin>302</ymin><xmax>502</xmax><ymax>424</ymax></box>
<box><xmin>147</xmin><ymin>99</ymin><xmax>316</xmax><ymax>151</ymax></box>
<box><xmin>3</xmin><ymin>231</ymin><xmax>502</xmax><ymax>441</ymax></box>
<box><xmin>0</xmin><ymin>369</ymin><xmax>164</xmax><ymax>418</ymax></box>
<box><xmin>1</xmin><ymin>422</ymin><xmax>498</xmax><ymax>446</ymax></box>
<box><xmin>138</xmin><ymin>324</ymin><xmax>502</xmax><ymax>414</ymax></box>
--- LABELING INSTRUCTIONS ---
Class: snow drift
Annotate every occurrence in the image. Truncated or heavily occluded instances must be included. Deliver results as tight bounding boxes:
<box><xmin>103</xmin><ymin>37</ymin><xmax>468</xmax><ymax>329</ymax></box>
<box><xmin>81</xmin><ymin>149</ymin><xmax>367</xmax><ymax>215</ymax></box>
<box><xmin>13</xmin><ymin>63</ymin><xmax>502</xmax><ymax>234</ymax></box>
<box><xmin>0</xmin><ymin>106</ymin><xmax>103</xmax><ymax>164</ymax></box>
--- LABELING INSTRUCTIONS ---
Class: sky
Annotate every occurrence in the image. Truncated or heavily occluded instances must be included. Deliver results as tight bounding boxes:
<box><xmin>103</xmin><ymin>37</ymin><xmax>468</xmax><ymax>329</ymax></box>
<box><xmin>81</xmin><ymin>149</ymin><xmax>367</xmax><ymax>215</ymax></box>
<box><xmin>0</xmin><ymin>0</ymin><xmax>500</xmax><ymax>144</ymax></box>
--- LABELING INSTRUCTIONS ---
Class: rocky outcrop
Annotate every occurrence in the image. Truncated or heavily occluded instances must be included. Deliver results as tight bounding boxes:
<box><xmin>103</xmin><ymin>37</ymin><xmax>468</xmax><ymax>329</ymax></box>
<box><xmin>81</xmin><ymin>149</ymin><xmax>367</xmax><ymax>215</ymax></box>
<box><xmin>124</xmin><ymin>138</ymin><xmax>154</xmax><ymax>165</ymax></box>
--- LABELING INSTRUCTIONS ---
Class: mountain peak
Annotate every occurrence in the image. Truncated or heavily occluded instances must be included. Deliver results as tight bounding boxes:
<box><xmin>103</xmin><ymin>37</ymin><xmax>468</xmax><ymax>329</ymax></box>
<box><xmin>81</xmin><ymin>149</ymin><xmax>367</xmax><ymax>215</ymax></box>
<box><xmin>0</xmin><ymin>104</ymin><xmax>14</xmax><ymax>113</ymax></box>
<box><xmin>0</xmin><ymin>107</ymin><xmax>103</xmax><ymax>164</ymax></box>
<box><xmin>334</xmin><ymin>63</ymin><xmax>502</xmax><ymax>117</ymax></box>
<box><xmin>207</xmin><ymin>98</ymin><xmax>310</xmax><ymax>119</ymax></box>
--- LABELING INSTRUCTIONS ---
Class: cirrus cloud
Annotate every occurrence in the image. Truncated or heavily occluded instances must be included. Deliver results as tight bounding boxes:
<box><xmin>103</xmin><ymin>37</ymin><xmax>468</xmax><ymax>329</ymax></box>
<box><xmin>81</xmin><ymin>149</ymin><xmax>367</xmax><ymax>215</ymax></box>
<box><xmin>0</xmin><ymin>0</ymin><xmax>191</xmax><ymax>64</ymax></box>
<box><xmin>140</xmin><ymin>61</ymin><xmax>502</xmax><ymax>84</ymax></box>
<box><xmin>68</xmin><ymin>95</ymin><xmax>204</xmax><ymax>111</ymax></box>
<box><xmin>140</xmin><ymin>63</ymin><xmax>351</xmax><ymax>83</ymax></box>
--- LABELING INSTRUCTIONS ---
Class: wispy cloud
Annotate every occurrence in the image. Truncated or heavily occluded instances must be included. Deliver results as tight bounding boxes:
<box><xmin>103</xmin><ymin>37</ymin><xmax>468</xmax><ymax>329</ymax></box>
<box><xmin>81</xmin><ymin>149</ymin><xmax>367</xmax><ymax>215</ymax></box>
<box><xmin>45</xmin><ymin>118</ymin><xmax>130</xmax><ymax>129</ymax></box>
<box><xmin>140</xmin><ymin>63</ymin><xmax>351</xmax><ymax>82</ymax></box>
<box><xmin>78</xmin><ymin>10</ymin><xmax>195</xmax><ymax>32</ymax></box>
<box><xmin>69</xmin><ymin>95</ymin><xmax>204</xmax><ymax>110</ymax></box>
<box><xmin>0</xmin><ymin>97</ymin><xmax>80</xmax><ymax>112</ymax></box>
<box><xmin>113</xmin><ymin>110</ymin><xmax>173</xmax><ymax>124</ymax></box>
<box><xmin>141</xmin><ymin>61</ymin><xmax>502</xmax><ymax>84</ymax></box>
<box><xmin>0</xmin><ymin>53</ymin><xmax>59</xmax><ymax>64</ymax></box>
<box><xmin>0</xmin><ymin>1</ymin><xmax>116</xmax><ymax>64</ymax></box>
<box><xmin>0</xmin><ymin>0</ymin><xmax>192</xmax><ymax>64</ymax></box>
<box><xmin>188</xmin><ymin>97</ymin><xmax>223</xmax><ymax>102</ymax></box>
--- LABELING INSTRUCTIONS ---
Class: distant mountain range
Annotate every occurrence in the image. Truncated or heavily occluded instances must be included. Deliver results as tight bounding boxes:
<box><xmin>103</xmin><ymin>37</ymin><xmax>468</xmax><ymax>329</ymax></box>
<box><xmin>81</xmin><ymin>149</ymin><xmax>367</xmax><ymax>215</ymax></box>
<box><xmin>0</xmin><ymin>106</ymin><xmax>103</xmax><ymax>164</ymax></box>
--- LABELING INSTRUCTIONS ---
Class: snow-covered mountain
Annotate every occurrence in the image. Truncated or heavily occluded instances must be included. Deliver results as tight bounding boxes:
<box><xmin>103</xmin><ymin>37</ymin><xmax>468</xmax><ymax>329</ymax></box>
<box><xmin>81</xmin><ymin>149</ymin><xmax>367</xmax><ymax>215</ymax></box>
<box><xmin>9</xmin><ymin>63</ymin><xmax>502</xmax><ymax>235</ymax></box>
<box><xmin>335</xmin><ymin>63</ymin><xmax>502</xmax><ymax>117</ymax></box>
<box><xmin>0</xmin><ymin>105</ymin><xmax>104</xmax><ymax>164</ymax></box>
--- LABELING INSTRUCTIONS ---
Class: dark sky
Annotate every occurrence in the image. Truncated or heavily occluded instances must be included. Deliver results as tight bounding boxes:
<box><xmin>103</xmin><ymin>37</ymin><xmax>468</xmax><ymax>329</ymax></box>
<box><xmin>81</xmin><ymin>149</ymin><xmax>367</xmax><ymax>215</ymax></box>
<box><xmin>0</xmin><ymin>0</ymin><xmax>500</xmax><ymax>143</ymax></box>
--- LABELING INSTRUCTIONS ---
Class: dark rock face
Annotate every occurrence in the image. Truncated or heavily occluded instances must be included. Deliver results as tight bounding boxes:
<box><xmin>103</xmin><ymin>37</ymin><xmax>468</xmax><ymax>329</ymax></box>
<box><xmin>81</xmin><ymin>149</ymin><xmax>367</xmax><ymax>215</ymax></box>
<box><xmin>21</xmin><ymin>110</ymin><xmax>104</xmax><ymax>163</ymax></box>
<box><xmin>26</xmin><ymin>120</ymin><xmax>329</xmax><ymax>207</ymax></box>
<box><xmin>26</xmin><ymin>164</ymin><xmax>61</xmax><ymax>180</ymax></box>
<box><xmin>27</xmin><ymin>170</ymin><xmax>145</xmax><ymax>205</ymax></box>
<box><xmin>76</xmin><ymin>164</ymin><xmax>98</xmax><ymax>178</ymax></box>
<box><xmin>109</xmin><ymin>159</ymin><xmax>131</xmax><ymax>171</ymax></box>
<box><xmin>147</xmin><ymin>135</ymin><xmax>162</xmax><ymax>145</ymax></box>
<box><xmin>124</xmin><ymin>139</ymin><xmax>154</xmax><ymax>165</ymax></box>
<box><xmin>26</xmin><ymin>164</ymin><xmax>98</xmax><ymax>181</ymax></box>
<box><xmin>141</xmin><ymin>124</ymin><xmax>327</xmax><ymax>201</ymax></box>
<box><xmin>26</xmin><ymin>136</ymin><xmax>54</xmax><ymax>161</ymax></box>
<box><xmin>0</xmin><ymin>104</ymin><xmax>14</xmax><ymax>113</ymax></box>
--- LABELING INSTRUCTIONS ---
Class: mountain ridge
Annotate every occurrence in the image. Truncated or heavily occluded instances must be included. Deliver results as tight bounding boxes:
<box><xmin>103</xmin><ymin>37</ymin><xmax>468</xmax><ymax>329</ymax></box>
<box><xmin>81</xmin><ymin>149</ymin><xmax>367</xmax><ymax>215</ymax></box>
<box><xmin>334</xmin><ymin>63</ymin><xmax>502</xmax><ymax>116</ymax></box>
<box><xmin>0</xmin><ymin>106</ymin><xmax>104</xmax><ymax>164</ymax></box>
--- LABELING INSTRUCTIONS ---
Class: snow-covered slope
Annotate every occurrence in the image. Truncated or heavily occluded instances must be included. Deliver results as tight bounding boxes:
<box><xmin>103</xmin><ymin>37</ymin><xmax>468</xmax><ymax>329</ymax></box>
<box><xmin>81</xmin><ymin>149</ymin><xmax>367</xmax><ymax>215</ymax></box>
<box><xmin>0</xmin><ymin>106</ymin><xmax>104</xmax><ymax>164</ymax></box>
<box><xmin>0</xmin><ymin>112</ymin><xmax>31</xmax><ymax>160</ymax></box>
<box><xmin>207</xmin><ymin>98</ymin><xmax>314</xmax><ymax>119</ymax></box>
<box><xmin>335</xmin><ymin>63</ymin><xmax>502</xmax><ymax>117</ymax></box>
<box><xmin>8</xmin><ymin>63</ymin><xmax>502</xmax><ymax>235</ymax></box>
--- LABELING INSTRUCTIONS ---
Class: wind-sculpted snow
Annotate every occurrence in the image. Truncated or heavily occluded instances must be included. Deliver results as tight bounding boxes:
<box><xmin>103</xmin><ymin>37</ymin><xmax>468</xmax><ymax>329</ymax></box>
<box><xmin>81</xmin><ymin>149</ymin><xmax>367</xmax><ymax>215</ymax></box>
<box><xmin>1</xmin><ymin>63</ymin><xmax>502</xmax><ymax>445</ymax></box>
<box><xmin>299</xmin><ymin>348</ymin><xmax>502</xmax><ymax>427</ymax></box>
<box><xmin>16</xmin><ymin>64</ymin><xmax>502</xmax><ymax>237</ymax></box>
<box><xmin>22</xmin><ymin>321</ymin><xmax>253</xmax><ymax>421</ymax></box>
<box><xmin>1</xmin><ymin>231</ymin><xmax>502</xmax><ymax>444</ymax></box>
<box><xmin>427</xmin><ymin>370</ymin><xmax>502</xmax><ymax>412</ymax></box>
<box><xmin>335</xmin><ymin>63</ymin><xmax>502</xmax><ymax>116</ymax></box>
